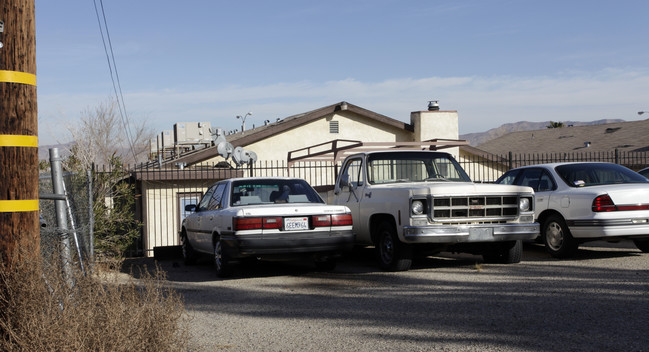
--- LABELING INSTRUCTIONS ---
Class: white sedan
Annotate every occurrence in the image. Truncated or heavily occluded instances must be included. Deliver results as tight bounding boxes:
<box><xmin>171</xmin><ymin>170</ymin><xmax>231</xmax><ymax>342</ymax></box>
<box><xmin>496</xmin><ymin>162</ymin><xmax>649</xmax><ymax>258</ymax></box>
<box><xmin>181</xmin><ymin>177</ymin><xmax>354</xmax><ymax>277</ymax></box>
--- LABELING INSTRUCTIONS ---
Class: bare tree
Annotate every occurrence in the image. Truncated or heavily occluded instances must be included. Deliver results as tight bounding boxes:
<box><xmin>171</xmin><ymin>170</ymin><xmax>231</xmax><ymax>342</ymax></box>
<box><xmin>66</xmin><ymin>99</ymin><xmax>154</xmax><ymax>169</ymax></box>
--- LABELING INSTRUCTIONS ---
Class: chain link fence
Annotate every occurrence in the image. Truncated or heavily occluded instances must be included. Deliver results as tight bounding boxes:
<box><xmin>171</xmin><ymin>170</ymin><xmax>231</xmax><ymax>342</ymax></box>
<box><xmin>39</xmin><ymin>170</ymin><xmax>93</xmax><ymax>269</ymax></box>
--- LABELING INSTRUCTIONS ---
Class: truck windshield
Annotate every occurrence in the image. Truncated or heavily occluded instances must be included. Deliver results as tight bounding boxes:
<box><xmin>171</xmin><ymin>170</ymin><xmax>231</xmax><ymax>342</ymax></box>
<box><xmin>366</xmin><ymin>152</ymin><xmax>471</xmax><ymax>184</ymax></box>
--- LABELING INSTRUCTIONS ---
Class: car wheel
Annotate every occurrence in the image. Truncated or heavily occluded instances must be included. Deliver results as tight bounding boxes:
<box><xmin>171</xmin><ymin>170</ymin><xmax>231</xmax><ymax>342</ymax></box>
<box><xmin>542</xmin><ymin>214</ymin><xmax>578</xmax><ymax>258</ymax></box>
<box><xmin>375</xmin><ymin>221</ymin><xmax>412</xmax><ymax>271</ymax></box>
<box><xmin>633</xmin><ymin>239</ymin><xmax>649</xmax><ymax>253</ymax></box>
<box><xmin>214</xmin><ymin>237</ymin><xmax>232</xmax><ymax>278</ymax></box>
<box><xmin>181</xmin><ymin>230</ymin><xmax>197</xmax><ymax>265</ymax></box>
<box><xmin>483</xmin><ymin>240</ymin><xmax>522</xmax><ymax>264</ymax></box>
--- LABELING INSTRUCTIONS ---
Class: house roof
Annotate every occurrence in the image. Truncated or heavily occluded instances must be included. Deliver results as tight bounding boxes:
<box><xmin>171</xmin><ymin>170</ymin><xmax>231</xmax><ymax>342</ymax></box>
<box><xmin>477</xmin><ymin>118</ymin><xmax>649</xmax><ymax>155</ymax></box>
<box><xmin>164</xmin><ymin>101</ymin><xmax>413</xmax><ymax>167</ymax></box>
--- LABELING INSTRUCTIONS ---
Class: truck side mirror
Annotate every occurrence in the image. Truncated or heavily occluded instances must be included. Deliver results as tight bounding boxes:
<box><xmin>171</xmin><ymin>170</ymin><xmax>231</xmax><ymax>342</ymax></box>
<box><xmin>340</xmin><ymin>174</ymin><xmax>350</xmax><ymax>189</ymax></box>
<box><xmin>185</xmin><ymin>204</ymin><xmax>197</xmax><ymax>212</ymax></box>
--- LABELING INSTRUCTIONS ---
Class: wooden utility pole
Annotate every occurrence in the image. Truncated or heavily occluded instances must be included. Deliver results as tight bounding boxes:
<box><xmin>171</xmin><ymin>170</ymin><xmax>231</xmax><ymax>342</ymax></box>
<box><xmin>0</xmin><ymin>0</ymin><xmax>39</xmax><ymax>264</ymax></box>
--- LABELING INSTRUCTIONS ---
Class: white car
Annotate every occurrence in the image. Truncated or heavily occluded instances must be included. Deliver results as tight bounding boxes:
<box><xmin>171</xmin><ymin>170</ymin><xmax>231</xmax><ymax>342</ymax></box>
<box><xmin>496</xmin><ymin>162</ymin><xmax>649</xmax><ymax>258</ymax></box>
<box><xmin>181</xmin><ymin>177</ymin><xmax>354</xmax><ymax>277</ymax></box>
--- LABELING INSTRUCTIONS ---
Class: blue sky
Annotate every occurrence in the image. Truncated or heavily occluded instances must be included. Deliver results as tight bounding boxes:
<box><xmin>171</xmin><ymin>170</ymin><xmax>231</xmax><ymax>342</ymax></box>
<box><xmin>35</xmin><ymin>0</ymin><xmax>649</xmax><ymax>145</ymax></box>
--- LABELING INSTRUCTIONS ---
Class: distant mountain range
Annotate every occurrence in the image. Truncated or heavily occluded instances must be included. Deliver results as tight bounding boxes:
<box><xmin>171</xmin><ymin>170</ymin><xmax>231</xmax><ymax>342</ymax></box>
<box><xmin>459</xmin><ymin>119</ymin><xmax>625</xmax><ymax>146</ymax></box>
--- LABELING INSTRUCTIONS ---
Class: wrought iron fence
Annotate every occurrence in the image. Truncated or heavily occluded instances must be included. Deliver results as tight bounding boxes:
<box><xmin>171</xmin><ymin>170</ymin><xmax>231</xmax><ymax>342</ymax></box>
<box><xmin>92</xmin><ymin>149</ymin><xmax>649</xmax><ymax>256</ymax></box>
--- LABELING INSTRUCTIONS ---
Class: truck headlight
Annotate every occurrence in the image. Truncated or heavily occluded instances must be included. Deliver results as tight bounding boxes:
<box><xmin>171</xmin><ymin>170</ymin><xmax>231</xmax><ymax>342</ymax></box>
<box><xmin>519</xmin><ymin>197</ymin><xmax>531</xmax><ymax>212</ymax></box>
<box><xmin>411</xmin><ymin>200</ymin><xmax>425</xmax><ymax>215</ymax></box>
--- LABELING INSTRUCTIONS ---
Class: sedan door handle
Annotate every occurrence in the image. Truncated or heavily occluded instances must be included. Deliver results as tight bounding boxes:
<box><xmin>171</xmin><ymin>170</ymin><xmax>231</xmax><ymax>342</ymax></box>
<box><xmin>365</xmin><ymin>192</ymin><xmax>372</xmax><ymax>198</ymax></box>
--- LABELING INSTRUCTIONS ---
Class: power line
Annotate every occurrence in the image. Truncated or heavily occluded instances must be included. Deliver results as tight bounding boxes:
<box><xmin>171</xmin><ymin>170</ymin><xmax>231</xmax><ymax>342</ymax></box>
<box><xmin>92</xmin><ymin>0</ymin><xmax>138</xmax><ymax>163</ymax></box>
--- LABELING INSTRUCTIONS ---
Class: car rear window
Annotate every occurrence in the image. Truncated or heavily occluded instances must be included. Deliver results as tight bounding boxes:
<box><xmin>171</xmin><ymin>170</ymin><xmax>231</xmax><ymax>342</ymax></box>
<box><xmin>230</xmin><ymin>179</ymin><xmax>324</xmax><ymax>206</ymax></box>
<box><xmin>555</xmin><ymin>163</ymin><xmax>649</xmax><ymax>187</ymax></box>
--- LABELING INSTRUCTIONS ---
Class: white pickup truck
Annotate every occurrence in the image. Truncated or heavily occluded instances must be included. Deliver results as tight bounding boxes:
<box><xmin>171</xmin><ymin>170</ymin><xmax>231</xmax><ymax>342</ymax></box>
<box><xmin>324</xmin><ymin>150</ymin><xmax>539</xmax><ymax>271</ymax></box>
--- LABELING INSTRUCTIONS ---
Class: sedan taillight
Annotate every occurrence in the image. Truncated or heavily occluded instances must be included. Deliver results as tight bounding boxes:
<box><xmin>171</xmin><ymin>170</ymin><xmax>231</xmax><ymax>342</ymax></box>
<box><xmin>234</xmin><ymin>217</ymin><xmax>283</xmax><ymax>230</ymax></box>
<box><xmin>592</xmin><ymin>195</ymin><xmax>649</xmax><ymax>212</ymax></box>
<box><xmin>331</xmin><ymin>213</ymin><xmax>353</xmax><ymax>226</ymax></box>
<box><xmin>312</xmin><ymin>215</ymin><xmax>331</xmax><ymax>227</ymax></box>
<box><xmin>234</xmin><ymin>213</ymin><xmax>353</xmax><ymax>230</ymax></box>
<box><xmin>263</xmin><ymin>217</ymin><xmax>283</xmax><ymax>229</ymax></box>
<box><xmin>592</xmin><ymin>195</ymin><xmax>616</xmax><ymax>212</ymax></box>
<box><xmin>304</xmin><ymin>214</ymin><xmax>353</xmax><ymax>228</ymax></box>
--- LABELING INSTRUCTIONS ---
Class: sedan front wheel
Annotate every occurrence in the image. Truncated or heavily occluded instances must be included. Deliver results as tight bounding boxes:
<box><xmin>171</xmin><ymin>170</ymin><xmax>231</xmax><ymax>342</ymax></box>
<box><xmin>542</xmin><ymin>214</ymin><xmax>578</xmax><ymax>258</ymax></box>
<box><xmin>181</xmin><ymin>230</ymin><xmax>197</xmax><ymax>265</ymax></box>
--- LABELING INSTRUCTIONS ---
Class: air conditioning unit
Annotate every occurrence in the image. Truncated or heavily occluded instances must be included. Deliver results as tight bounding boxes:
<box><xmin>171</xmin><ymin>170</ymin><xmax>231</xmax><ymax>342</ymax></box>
<box><xmin>174</xmin><ymin>122</ymin><xmax>212</xmax><ymax>145</ymax></box>
<box><xmin>161</xmin><ymin>130</ymin><xmax>174</xmax><ymax>148</ymax></box>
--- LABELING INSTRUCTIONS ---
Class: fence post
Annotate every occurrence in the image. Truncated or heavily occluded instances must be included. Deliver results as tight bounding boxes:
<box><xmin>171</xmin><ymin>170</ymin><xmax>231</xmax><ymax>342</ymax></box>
<box><xmin>87</xmin><ymin>169</ymin><xmax>94</xmax><ymax>263</ymax></box>
<box><xmin>50</xmin><ymin>148</ymin><xmax>73</xmax><ymax>281</ymax></box>
<box><xmin>508</xmin><ymin>151</ymin><xmax>513</xmax><ymax>170</ymax></box>
<box><xmin>615</xmin><ymin>149</ymin><xmax>619</xmax><ymax>164</ymax></box>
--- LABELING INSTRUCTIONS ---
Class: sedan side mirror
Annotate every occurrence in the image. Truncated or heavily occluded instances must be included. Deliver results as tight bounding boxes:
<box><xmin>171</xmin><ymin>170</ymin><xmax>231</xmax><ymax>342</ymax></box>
<box><xmin>185</xmin><ymin>204</ymin><xmax>197</xmax><ymax>212</ymax></box>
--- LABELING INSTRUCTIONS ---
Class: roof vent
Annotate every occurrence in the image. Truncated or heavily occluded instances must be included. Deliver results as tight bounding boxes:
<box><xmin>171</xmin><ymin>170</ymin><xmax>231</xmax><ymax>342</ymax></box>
<box><xmin>428</xmin><ymin>100</ymin><xmax>440</xmax><ymax>111</ymax></box>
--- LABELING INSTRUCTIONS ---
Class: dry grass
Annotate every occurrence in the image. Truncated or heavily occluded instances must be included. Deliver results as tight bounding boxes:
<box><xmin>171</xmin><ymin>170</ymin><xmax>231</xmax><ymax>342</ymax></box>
<box><xmin>0</xmin><ymin>255</ymin><xmax>188</xmax><ymax>352</ymax></box>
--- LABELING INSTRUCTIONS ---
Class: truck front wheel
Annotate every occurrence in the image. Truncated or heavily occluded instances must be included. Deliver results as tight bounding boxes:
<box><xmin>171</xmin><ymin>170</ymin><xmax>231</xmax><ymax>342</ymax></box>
<box><xmin>375</xmin><ymin>221</ymin><xmax>412</xmax><ymax>271</ymax></box>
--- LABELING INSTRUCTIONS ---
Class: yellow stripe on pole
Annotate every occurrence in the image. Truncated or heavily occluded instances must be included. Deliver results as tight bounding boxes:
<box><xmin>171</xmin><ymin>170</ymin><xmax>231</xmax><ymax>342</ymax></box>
<box><xmin>0</xmin><ymin>70</ymin><xmax>37</xmax><ymax>86</ymax></box>
<box><xmin>0</xmin><ymin>135</ymin><xmax>38</xmax><ymax>147</ymax></box>
<box><xmin>0</xmin><ymin>200</ymin><xmax>39</xmax><ymax>212</ymax></box>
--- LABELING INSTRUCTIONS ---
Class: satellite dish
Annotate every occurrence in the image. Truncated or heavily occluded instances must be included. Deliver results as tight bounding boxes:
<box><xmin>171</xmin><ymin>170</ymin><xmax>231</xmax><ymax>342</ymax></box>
<box><xmin>210</xmin><ymin>127</ymin><xmax>228</xmax><ymax>147</ymax></box>
<box><xmin>248</xmin><ymin>151</ymin><xmax>257</xmax><ymax>164</ymax></box>
<box><xmin>232</xmin><ymin>146</ymin><xmax>245</xmax><ymax>166</ymax></box>
<box><xmin>216</xmin><ymin>142</ymin><xmax>233</xmax><ymax>159</ymax></box>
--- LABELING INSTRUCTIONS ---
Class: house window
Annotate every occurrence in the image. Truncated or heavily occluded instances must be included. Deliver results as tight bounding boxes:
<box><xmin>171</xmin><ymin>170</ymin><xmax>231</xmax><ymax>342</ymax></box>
<box><xmin>177</xmin><ymin>192</ymin><xmax>202</xmax><ymax>231</ymax></box>
<box><xmin>330</xmin><ymin>121</ymin><xmax>339</xmax><ymax>134</ymax></box>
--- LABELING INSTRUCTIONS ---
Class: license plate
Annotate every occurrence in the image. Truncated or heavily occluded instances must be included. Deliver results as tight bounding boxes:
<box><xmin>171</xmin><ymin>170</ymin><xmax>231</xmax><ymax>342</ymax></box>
<box><xmin>469</xmin><ymin>227</ymin><xmax>493</xmax><ymax>240</ymax></box>
<box><xmin>284</xmin><ymin>217</ymin><xmax>309</xmax><ymax>231</ymax></box>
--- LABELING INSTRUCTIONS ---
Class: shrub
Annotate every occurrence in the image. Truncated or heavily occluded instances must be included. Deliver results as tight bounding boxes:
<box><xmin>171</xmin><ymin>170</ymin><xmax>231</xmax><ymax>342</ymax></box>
<box><xmin>0</xmin><ymin>256</ymin><xmax>187</xmax><ymax>351</ymax></box>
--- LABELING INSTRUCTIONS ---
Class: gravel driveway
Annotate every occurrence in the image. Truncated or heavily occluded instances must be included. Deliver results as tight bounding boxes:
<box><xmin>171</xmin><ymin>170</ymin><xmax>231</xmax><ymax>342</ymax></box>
<box><xmin>127</xmin><ymin>242</ymin><xmax>649</xmax><ymax>351</ymax></box>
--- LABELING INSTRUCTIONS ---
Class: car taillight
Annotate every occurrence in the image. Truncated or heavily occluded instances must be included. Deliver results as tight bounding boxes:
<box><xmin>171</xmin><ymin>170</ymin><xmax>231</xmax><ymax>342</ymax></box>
<box><xmin>313</xmin><ymin>215</ymin><xmax>331</xmax><ymax>227</ymax></box>
<box><xmin>592</xmin><ymin>195</ymin><xmax>616</xmax><ymax>212</ymax></box>
<box><xmin>263</xmin><ymin>217</ymin><xmax>283</xmax><ymax>229</ymax></box>
<box><xmin>331</xmin><ymin>213</ymin><xmax>353</xmax><ymax>226</ymax></box>
<box><xmin>234</xmin><ymin>217</ymin><xmax>283</xmax><ymax>230</ymax></box>
<box><xmin>234</xmin><ymin>217</ymin><xmax>262</xmax><ymax>230</ymax></box>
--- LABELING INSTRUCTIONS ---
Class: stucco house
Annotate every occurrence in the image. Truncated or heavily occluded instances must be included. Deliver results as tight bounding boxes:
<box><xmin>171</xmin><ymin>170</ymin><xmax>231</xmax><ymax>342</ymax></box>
<box><xmin>136</xmin><ymin>101</ymin><xmax>493</xmax><ymax>256</ymax></box>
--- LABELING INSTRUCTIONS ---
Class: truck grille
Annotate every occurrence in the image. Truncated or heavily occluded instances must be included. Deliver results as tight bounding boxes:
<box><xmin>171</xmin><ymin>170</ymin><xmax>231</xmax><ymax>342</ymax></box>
<box><xmin>431</xmin><ymin>196</ymin><xmax>518</xmax><ymax>220</ymax></box>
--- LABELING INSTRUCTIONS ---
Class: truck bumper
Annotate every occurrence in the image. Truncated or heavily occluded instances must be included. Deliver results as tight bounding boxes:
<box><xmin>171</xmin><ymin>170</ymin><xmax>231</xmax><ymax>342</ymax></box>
<box><xmin>402</xmin><ymin>223</ymin><xmax>540</xmax><ymax>244</ymax></box>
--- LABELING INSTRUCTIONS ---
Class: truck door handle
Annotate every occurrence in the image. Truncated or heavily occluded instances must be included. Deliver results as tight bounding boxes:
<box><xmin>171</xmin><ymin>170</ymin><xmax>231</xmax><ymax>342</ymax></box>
<box><xmin>365</xmin><ymin>192</ymin><xmax>372</xmax><ymax>198</ymax></box>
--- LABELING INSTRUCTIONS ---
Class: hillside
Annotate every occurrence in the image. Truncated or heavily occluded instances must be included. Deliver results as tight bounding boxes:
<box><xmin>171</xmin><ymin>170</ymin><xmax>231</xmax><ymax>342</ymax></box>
<box><xmin>460</xmin><ymin>119</ymin><xmax>624</xmax><ymax>146</ymax></box>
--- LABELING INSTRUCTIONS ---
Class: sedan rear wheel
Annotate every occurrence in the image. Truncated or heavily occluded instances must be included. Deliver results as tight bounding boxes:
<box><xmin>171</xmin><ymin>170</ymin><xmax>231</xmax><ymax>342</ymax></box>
<box><xmin>542</xmin><ymin>214</ymin><xmax>578</xmax><ymax>258</ymax></box>
<box><xmin>214</xmin><ymin>237</ymin><xmax>232</xmax><ymax>278</ymax></box>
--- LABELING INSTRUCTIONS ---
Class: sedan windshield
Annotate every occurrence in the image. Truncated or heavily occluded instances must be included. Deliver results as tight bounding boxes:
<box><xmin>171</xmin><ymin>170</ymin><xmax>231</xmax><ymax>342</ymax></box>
<box><xmin>231</xmin><ymin>179</ymin><xmax>324</xmax><ymax>206</ymax></box>
<box><xmin>556</xmin><ymin>163</ymin><xmax>649</xmax><ymax>187</ymax></box>
<box><xmin>367</xmin><ymin>152</ymin><xmax>471</xmax><ymax>184</ymax></box>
